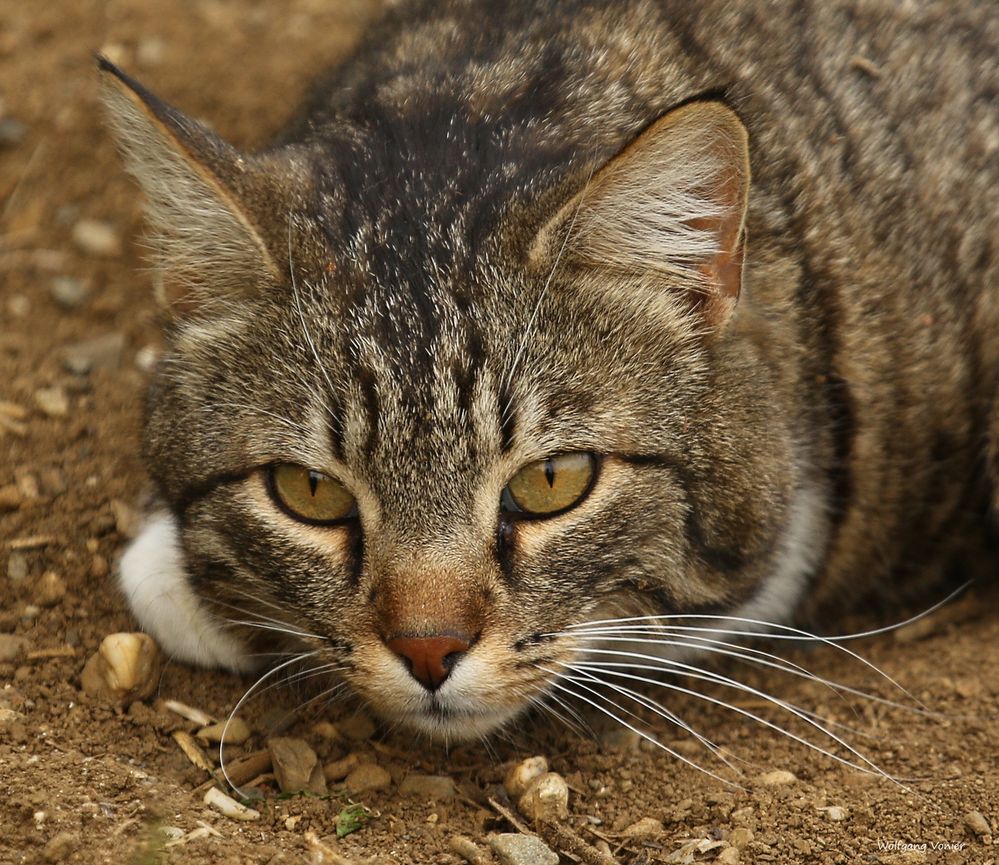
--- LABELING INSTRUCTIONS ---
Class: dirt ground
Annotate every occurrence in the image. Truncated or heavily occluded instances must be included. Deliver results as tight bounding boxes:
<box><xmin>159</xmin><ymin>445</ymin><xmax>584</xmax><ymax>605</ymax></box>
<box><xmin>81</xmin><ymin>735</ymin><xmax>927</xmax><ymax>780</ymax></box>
<box><xmin>1</xmin><ymin>2</ymin><xmax>997</xmax><ymax>863</ymax></box>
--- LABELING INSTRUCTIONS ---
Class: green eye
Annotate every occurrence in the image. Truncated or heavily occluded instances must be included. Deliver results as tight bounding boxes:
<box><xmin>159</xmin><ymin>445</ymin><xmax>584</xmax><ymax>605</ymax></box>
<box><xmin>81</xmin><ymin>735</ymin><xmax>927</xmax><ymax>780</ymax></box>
<box><xmin>268</xmin><ymin>464</ymin><xmax>357</xmax><ymax>525</ymax></box>
<box><xmin>503</xmin><ymin>452</ymin><xmax>597</xmax><ymax>517</ymax></box>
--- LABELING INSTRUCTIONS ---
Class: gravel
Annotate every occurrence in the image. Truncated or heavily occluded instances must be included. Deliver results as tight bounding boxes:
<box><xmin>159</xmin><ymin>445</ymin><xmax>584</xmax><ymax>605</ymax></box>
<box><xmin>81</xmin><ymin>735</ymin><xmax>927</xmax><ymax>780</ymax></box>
<box><xmin>63</xmin><ymin>332</ymin><xmax>126</xmax><ymax>375</ymax></box>
<box><xmin>49</xmin><ymin>276</ymin><xmax>91</xmax><ymax>311</ymax></box>
<box><xmin>268</xmin><ymin>736</ymin><xmax>327</xmax><ymax>794</ymax></box>
<box><xmin>488</xmin><ymin>833</ymin><xmax>559</xmax><ymax>865</ymax></box>
<box><xmin>344</xmin><ymin>763</ymin><xmax>392</xmax><ymax>794</ymax></box>
<box><xmin>71</xmin><ymin>219</ymin><xmax>122</xmax><ymax>258</ymax></box>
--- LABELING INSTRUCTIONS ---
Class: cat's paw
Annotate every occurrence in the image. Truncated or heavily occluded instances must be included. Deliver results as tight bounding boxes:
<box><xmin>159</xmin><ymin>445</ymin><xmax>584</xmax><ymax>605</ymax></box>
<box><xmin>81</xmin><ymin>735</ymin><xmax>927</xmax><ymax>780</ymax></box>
<box><xmin>118</xmin><ymin>511</ymin><xmax>255</xmax><ymax>672</ymax></box>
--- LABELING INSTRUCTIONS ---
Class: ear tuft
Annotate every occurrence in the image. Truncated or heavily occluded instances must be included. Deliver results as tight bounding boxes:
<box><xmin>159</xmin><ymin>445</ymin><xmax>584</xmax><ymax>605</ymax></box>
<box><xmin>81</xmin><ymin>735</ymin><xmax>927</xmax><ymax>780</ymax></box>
<box><xmin>536</xmin><ymin>101</ymin><xmax>750</xmax><ymax>327</ymax></box>
<box><xmin>98</xmin><ymin>58</ymin><xmax>284</xmax><ymax>313</ymax></box>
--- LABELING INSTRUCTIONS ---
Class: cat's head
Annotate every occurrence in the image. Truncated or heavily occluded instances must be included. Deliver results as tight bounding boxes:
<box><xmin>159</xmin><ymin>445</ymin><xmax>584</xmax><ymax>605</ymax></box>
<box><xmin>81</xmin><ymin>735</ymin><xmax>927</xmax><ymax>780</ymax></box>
<box><xmin>102</xmin><ymin>58</ymin><xmax>803</xmax><ymax>739</ymax></box>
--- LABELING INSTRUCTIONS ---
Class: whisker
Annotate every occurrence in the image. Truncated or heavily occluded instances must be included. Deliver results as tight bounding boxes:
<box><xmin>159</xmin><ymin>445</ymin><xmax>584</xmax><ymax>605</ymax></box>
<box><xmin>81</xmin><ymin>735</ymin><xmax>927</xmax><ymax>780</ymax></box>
<box><xmin>219</xmin><ymin>651</ymin><xmax>319</xmax><ymax>791</ymax></box>
<box><xmin>553</xmin><ymin>664</ymin><xmax>743</xmax><ymax>775</ymax></box>
<box><xmin>552</xmin><ymin>616</ymin><xmax>923</xmax><ymax>710</ymax></box>
<box><xmin>540</xmin><ymin>669</ymin><xmax>740</xmax><ymax>788</ymax></box>
<box><xmin>564</xmin><ymin>633</ymin><xmax>932</xmax><ymax>720</ymax></box>
<box><xmin>559</xmin><ymin>658</ymin><xmax>906</xmax><ymax>787</ymax></box>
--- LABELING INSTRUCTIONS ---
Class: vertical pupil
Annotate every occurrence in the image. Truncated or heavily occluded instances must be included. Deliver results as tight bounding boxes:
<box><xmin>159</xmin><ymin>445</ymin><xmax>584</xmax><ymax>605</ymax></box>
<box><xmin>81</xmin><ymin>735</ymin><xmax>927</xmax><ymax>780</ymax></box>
<box><xmin>544</xmin><ymin>459</ymin><xmax>556</xmax><ymax>488</ymax></box>
<box><xmin>307</xmin><ymin>471</ymin><xmax>320</xmax><ymax>496</ymax></box>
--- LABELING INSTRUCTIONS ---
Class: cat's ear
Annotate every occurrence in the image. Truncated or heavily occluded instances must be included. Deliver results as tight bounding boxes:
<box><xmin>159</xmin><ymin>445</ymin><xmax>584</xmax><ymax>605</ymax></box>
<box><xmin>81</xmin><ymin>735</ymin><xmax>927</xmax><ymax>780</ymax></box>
<box><xmin>98</xmin><ymin>57</ymin><xmax>304</xmax><ymax>313</ymax></box>
<box><xmin>532</xmin><ymin>101</ymin><xmax>750</xmax><ymax>327</ymax></box>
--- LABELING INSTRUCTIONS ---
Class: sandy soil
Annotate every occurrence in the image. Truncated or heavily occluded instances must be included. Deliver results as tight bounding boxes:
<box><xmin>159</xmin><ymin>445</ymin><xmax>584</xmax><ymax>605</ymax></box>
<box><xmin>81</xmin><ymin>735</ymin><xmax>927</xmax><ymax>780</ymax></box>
<box><xmin>1</xmin><ymin>2</ymin><xmax>997</xmax><ymax>863</ymax></box>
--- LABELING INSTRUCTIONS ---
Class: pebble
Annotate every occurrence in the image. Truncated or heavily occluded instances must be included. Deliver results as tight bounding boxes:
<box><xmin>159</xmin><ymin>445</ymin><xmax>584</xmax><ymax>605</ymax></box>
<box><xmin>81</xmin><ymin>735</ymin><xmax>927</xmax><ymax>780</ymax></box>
<box><xmin>80</xmin><ymin>632</ymin><xmax>161</xmax><ymax>704</ymax></box>
<box><xmin>197</xmin><ymin>717</ymin><xmax>251</xmax><ymax>746</ymax></box>
<box><xmin>269</xmin><ymin>736</ymin><xmax>327</xmax><ymax>794</ymax></box>
<box><xmin>33</xmin><ymin>571</ymin><xmax>66</xmax><ymax>607</ymax></box>
<box><xmin>504</xmin><ymin>756</ymin><xmax>549</xmax><ymax>798</ymax></box>
<box><xmin>0</xmin><ymin>484</ymin><xmax>21</xmax><ymax>512</ymax></box>
<box><xmin>33</xmin><ymin>386</ymin><xmax>69</xmax><ymax>418</ymax></box>
<box><xmin>42</xmin><ymin>831</ymin><xmax>78</xmax><ymax>863</ymax></box>
<box><xmin>819</xmin><ymin>806</ymin><xmax>848</xmax><ymax>822</ymax></box>
<box><xmin>599</xmin><ymin>727</ymin><xmax>641</xmax><ymax>751</ymax></box>
<box><xmin>449</xmin><ymin>835</ymin><xmax>491</xmax><ymax>865</ymax></box>
<box><xmin>0</xmin><ymin>634</ymin><xmax>29</xmax><ymax>662</ymax></box>
<box><xmin>339</xmin><ymin>712</ymin><xmax>376</xmax><ymax>740</ymax></box>
<box><xmin>323</xmin><ymin>752</ymin><xmax>361</xmax><ymax>782</ymax></box>
<box><xmin>38</xmin><ymin>468</ymin><xmax>67</xmax><ymax>497</ymax></box>
<box><xmin>757</xmin><ymin>769</ymin><xmax>797</xmax><ymax>786</ymax></box>
<box><xmin>136</xmin><ymin>37</ymin><xmax>166</xmax><ymax>66</ymax></box>
<box><xmin>399</xmin><ymin>774</ymin><xmax>458</xmax><ymax>800</ymax></box>
<box><xmin>111</xmin><ymin>499</ymin><xmax>142</xmax><ymax>539</ymax></box>
<box><xmin>49</xmin><ymin>276</ymin><xmax>91</xmax><ymax>310</ymax></box>
<box><xmin>517</xmin><ymin>772</ymin><xmax>569</xmax><ymax>823</ymax></box>
<box><xmin>964</xmin><ymin>810</ymin><xmax>990</xmax><ymax>837</ymax></box>
<box><xmin>203</xmin><ymin>786</ymin><xmax>260</xmax><ymax>822</ymax></box>
<box><xmin>63</xmin><ymin>332</ymin><xmax>126</xmax><ymax>375</ymax></box>
<box><xmin>0</xmin><ymin>117</ymin><xmax>27</xmax><ymax>148</ymax></box>
<box><xmin>621</xmin><ymin>817</ymin><xmax>664</xmax><ymax>838</ymax></box>
<box><xmin>716</xmin><ymin>847</ymin><xmax>740</xmax><ymax>865</ymax></box>
<box><xmin>71</xmin><ymin>219</ymin><xmax>122</xmax><ymax>257</ymax></box>
<box><xmin>729</xmin><ymin>827</ymin><xmax>754</xmax><ymax>847</ymax></box>
<box><xmin>344</xmin><ymin>763</ymin><xmax>392</xmax><ymax>794</ymax></box>
<box><xmin>488</xmin><ymin>833</ymin><xmax>559</xmax><ymax>865</ymax></box>
<box><xmin>7</xmin><ymin>553</ymin><xmax>29</xmax><ymax>582</ymax></box>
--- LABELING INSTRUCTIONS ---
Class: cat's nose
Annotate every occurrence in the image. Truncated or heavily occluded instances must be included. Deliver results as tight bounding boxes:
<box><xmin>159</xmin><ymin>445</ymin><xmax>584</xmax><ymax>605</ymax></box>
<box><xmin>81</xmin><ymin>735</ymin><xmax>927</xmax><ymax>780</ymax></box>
<box><xmin>386</xmin><ymin>634</ymin><xmax>472</xmax><ymax>691</ymax></box>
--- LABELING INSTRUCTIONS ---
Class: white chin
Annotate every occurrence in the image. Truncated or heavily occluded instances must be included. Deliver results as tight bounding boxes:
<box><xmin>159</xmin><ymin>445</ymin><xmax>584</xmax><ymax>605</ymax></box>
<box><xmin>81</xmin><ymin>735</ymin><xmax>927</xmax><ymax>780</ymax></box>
<box><xmin>117</xmin><ymin>511</ymin><xmax>256</xmax><ymax>672</ymax></box>
<box><xmin>391</xmin><ymin>704</ymin><xmax>524</xmax><ymax>741</ymax></box>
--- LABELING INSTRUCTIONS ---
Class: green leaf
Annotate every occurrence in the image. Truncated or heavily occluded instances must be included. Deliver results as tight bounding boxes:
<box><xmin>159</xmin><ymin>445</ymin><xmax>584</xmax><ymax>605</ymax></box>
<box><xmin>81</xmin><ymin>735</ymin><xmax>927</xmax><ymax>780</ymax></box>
<box><xmin>335</xmin><ymin>803</ymin><xmax>372</xmax><ymax>838</ymax></box>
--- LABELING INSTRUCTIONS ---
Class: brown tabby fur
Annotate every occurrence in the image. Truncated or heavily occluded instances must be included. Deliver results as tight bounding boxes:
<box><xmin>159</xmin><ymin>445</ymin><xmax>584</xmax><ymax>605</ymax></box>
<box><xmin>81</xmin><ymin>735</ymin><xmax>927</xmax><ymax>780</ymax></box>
<box><xmin>103</xmin><ymin>0</ymin><xmax>997</xmax><ymax>738</ymax></box>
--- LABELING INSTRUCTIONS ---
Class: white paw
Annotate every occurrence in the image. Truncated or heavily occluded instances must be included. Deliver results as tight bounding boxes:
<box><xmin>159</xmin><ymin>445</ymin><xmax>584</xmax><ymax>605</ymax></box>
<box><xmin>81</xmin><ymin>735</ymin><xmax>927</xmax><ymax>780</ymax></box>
<box><xmin>118</xmin><ymin>511</ymin><xmax>255</xmax><ymax>672</ymax></box>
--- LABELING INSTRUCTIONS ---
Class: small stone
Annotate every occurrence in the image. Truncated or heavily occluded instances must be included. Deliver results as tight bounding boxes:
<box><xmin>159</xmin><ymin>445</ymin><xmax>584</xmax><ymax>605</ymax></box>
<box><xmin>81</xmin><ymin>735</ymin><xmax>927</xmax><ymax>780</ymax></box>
<box><xmin>197</xmin><ymin>717</ymin><xmax>251</xmax><ymax>746</ymax></box>
<box><xmin>0</xmin><ymin>485</ymin><xmax>21</xmax><ymax>512</ymax></box>
<box><xmin>344</xmin><ymin>763</ymin><xmax>391</xmax><ymax>794</ymax></box>
<box><xmin>399</xmin><ymin>774</ymin><xmax>458</xmax><ymax>800</ymax></box>
<box><xmin>819</xmin><ymin>806</ymin><xmax>848</xmax><ymax>822</ymax></box>
<box><xmin>729</xmin><ymin>827</ymin><xmax>754</xmax><ymax>847</ymax></box>
<box><xmin>268</xmin><ymin>737</ymin><xmax>326</xmax><ymax>794</ymax></box>
<box><xmin>339</xmin><ymin>712</ymin><xmax>376</xmax><ymax>740</ymax></box>
<box><xmin>621</xmin><ymin>817</ymin><xmax>664</xmax><ymax>838</ymax></box>
<box><xmin>135</xmin><ymin>344</ymin><xmax>159</xmax><ymax>372</ymax></box>
<box><xmin>89</xmin><ymin>554</ymin><xmax>109</xmax><ymax>579</ymax></box>
<box><xmin>49</xmin><ymin>276</ymin><xmax>91</xmax><ymax>310</ymax></box>
<box><xmin>33</xmin><ymin>386</ymin><xmax>69</xmax><ymax>418</ymax></box>
<box><xmin>517</xmin><ymin>772</ymin><xmax>569</xmax><ymax>822</ymax></box>
<box><xmin>757</xmin><ymin>769</ymin><xmax>797</xmax><ymax>786</ymax></box>
<box><xmin>63</xmin><ymin>332</ymin><xmax>126</xmax><ymax>374</ymax></box>
<box><xmin>716</xmin><ymin>847</ymin><xmax>740</xmax><ymax>865</ymax></box>
<box><xmin>203</xmin><ymin>786</ymin><xmax>260</xmax><ymax>822</ymax></box>
<box><xmin>7</xmin><ymin>553</ymin><xmax>29</xmax><ymax>582</ymax></box>
<box><xmin>323</xmin><ymin>752</ymin><xmax>361</xmax><ymax>782</ymax></box>
<box><xmin>965</xmin><ymin>810</ymin><xmax>990</xmax><ymax>837</ymax></box>
<box><xmin>14</xmin><ymin>470</ymin><xmax>39</xmax><ymax>500</ymax></box>
<box><xmin>0</xmin><ymin>634</ymin><xmax>29</xmax><ymax>662</ymax></box>
<box><xmin>38</xmin><ymin>468</ymin><xmax>67</xmax><ymax>497</ymax></box>
<box><xmin>488</xmin><ymin>833</ymin><xmax>559</xmax><ymax>865</ymax></box>
<box><xmin>449</xmin><ymin>835</ymin><xmax>490</xmax><ymax>865</ymax></box>
<box><xmin>504</xmin><ymin>756</ymin><xmax>549</xmax><ymax>798</ymax></box>
<box><xmin>33</xmin><ymin>571</ymin><xmax>66</xmax><ymax>607</ymax></box>
<box><xmin>71</xmin><ymin>219</ymin><xmax>122</xmax><ymax>257</ymax></box>
<box><xmin>136</xmin><ymin>37</ymin><xmax>166</xmax><ymax>66</ymax></box>
<box><xmin>0</xmin><ymin>707</ymin><xmax>25</xmax><ymax>727</ymax></box>
<box><xmin>0</xmin><ymin>117</ymin><xmax>27</xmax><ymax>148</ymax></box>
<box><xmin>80</xmin><ymin>632</ymin><xmax>161</xmax><ymax>704</ymax></box>
<box><xmin>42</xmin><ymin>831</ymin><xmax>78</xmax><ymax>862</ymax></box>
<box><xmin>111</xmin><ymin>499</ymin><xmax>142</xmax><ymax>539</ymax></box>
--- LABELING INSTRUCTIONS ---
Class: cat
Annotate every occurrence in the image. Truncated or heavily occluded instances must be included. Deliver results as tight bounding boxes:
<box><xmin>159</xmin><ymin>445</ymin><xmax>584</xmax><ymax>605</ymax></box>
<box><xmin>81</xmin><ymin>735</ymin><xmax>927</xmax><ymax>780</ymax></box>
<box><xmin>102</xmin><ymin>0</ymin><xmax>997</xmax><ymax>743</ymax></box>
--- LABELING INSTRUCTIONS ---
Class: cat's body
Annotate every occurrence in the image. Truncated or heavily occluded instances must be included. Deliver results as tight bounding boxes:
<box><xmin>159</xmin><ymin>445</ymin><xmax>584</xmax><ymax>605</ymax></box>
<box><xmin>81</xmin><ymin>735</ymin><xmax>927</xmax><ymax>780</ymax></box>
<box><xmin>105</xmin><ymin>0</ymin><xmax>997</xmax><ymax>739</ymax></box>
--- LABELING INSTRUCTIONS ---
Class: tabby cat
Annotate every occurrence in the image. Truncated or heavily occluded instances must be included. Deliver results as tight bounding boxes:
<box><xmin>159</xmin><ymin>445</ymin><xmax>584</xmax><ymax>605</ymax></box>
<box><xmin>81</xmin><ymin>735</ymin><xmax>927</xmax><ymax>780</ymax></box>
<box><xmin>103</xmin><ymin>0</ymin><xmax>997</xmax><ymax>740</ymax></box>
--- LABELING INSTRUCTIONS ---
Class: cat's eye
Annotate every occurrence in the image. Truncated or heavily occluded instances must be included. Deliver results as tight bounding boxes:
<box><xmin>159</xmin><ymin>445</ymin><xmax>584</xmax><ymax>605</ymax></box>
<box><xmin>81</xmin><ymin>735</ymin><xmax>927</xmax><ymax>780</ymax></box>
<box><xmin>502</xmin><ymin>452</ymin><xmax>597</xmax><ymax>517</ymax></box>
<box><xmin>267</xmin><ymin>464</ymin><xmax>357</xmax><ymax>525</ymax></box>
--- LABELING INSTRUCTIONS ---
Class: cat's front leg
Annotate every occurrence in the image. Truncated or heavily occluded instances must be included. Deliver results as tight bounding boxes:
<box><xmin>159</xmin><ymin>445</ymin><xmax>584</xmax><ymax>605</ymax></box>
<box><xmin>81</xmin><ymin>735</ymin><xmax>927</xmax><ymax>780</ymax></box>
<box><xmin>118</xmin><ymin>511</ymin><xmax>256</xmax><ymax>672</ymax></box>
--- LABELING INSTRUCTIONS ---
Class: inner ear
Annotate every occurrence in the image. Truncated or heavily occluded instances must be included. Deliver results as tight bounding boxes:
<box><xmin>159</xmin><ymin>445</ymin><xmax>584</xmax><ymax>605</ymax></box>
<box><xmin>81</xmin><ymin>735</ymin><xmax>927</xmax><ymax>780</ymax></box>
<box><xmin>98</xmin><ymin>57</ymin><xmax>305</xmax><ymax>314</ymax></box>
<box><xmin>532</xmin><ymin>100</ymin><xmax>751</xmax><ymax>327</ymax></box>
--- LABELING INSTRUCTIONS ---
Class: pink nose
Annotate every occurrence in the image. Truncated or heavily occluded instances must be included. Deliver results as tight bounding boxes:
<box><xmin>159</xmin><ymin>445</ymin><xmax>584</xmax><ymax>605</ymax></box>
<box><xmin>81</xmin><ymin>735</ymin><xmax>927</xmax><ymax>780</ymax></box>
<box><xmin>386</xmin><ymin>634</ymin><xmax>472</xmax><ymax>691</ymax></box>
